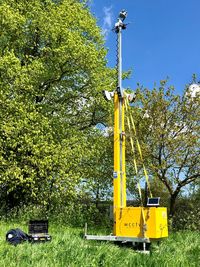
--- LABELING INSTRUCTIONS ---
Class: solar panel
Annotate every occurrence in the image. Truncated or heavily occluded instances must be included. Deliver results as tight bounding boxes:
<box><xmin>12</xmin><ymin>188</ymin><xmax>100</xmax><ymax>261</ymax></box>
<box><xmin>147</xmin><ymin>197</ymin><xmax>160</xmax><ymax>207</ymax></box>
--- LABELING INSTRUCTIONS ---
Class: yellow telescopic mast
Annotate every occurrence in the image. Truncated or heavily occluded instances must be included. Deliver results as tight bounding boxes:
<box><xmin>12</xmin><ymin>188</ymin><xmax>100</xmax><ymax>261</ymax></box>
<box><xmin>113</xmin><ymin>10</ymin><xmax>128</xmax><ymax>233</ymax></box>
<box><xmin>85</xmin><ymin>10</ymin><xmax>168</xmax><ymax>248</ymax></box>
<box><xmin>85</xmin><ymin>10</ymin><xmax>168</xmax><ymax>247</ymax></box>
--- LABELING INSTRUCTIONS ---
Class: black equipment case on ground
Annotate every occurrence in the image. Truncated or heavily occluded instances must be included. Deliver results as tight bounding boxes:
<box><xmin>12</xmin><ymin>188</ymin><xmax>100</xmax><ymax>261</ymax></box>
<box><xmin>28</xmin><ymin>220</ymin><xmax>51</xmax><ymax>242</ymax></box>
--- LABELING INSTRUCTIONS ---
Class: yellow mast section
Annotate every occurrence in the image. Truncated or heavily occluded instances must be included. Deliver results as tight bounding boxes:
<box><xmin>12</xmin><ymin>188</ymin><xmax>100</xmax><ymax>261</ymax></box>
<box><xmin>113</xmin><ymin>93</ymin><xmax>126</xmax><ymax>211</ymax></box>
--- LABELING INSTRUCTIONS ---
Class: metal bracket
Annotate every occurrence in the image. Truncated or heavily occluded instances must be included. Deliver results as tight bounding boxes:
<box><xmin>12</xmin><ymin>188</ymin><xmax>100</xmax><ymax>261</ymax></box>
<box><xmin>85</xmin><ymin>234</ymin><xmax>150</xmax><ymax>243</ymax></box>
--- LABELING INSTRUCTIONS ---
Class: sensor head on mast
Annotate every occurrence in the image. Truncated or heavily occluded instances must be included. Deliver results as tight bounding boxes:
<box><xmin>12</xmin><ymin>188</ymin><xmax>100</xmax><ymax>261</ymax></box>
<box><xmin>114</xmin><ymin>10</ymin><xmax>128</xmax><ymax>33</ymax></box>
<box><xmin>119</xmin><ymin>10</ymin><xmax>128</xmax><ymax>22</ymax></box>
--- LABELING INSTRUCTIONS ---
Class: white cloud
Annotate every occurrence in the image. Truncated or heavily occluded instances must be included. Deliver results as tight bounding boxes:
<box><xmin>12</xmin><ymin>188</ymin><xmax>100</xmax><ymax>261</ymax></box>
<box><xmin>102</xmin><ymin>6</ymin><xmax>113</xmax><ymax>37</ymax></box>
<box><xmin>186</xmin><ymin>84</ymin><xmax>200</xmax><ymax>98</ymax></box>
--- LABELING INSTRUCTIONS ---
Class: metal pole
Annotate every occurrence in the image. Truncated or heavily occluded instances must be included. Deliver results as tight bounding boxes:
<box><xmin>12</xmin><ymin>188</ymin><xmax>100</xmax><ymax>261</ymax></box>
<box><xmin>117</xmin><ymin>26</ymin><xmax>123</xmax><ymax>97</ymax></box>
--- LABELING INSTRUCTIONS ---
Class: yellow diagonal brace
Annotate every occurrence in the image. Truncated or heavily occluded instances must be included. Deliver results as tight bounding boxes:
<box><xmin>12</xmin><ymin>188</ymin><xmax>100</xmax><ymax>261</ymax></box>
<box><xmin>125</xmin><ymin>97</ymin><xmax>152</xmax><ymax>198</ymax></box>
<box><xmin>137</xmin><ymin>182</ymin><xmax>147</xmax><ymax>238</ymax></box>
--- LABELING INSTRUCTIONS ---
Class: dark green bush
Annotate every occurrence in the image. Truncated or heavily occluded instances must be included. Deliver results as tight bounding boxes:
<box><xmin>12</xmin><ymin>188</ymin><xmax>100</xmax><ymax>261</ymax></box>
<box><xmin>172</xmin><ymin>197</ymin><xmax>200</xmax><ymax>231</ymax></box>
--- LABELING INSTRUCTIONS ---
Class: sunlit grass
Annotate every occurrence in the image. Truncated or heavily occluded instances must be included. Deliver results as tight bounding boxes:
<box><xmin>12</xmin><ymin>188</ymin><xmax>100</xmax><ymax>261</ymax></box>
<box><xmin>0</xmin><ymin>221</ymin><xmax>199</xmax><ymax>267</ymax></box>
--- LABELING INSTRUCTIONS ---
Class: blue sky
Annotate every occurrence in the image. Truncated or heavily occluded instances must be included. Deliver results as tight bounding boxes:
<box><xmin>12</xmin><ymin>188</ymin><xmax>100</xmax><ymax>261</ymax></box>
<box><xmin>89</xmin><ymin>0</ymin><xmax>200</xmax><ymax>94</ymax></box>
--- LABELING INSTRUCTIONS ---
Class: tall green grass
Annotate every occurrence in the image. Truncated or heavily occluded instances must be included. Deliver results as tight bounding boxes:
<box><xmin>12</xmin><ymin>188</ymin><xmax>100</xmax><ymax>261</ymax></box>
<box><xmin>0</xmin><ymin>221</ymin><xmax>199</xmax><ymax>267</ymax></box>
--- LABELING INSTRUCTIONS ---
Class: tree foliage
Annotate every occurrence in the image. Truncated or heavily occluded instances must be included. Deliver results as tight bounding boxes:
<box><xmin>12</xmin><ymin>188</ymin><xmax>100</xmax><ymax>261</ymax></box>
<box><xmin>126</xmin><ymin>82</ymin><xmax>200</xmax><ymax>216</ymax></box>
<box><xmin>0</xmin><ymin>0</ymin><xmax>114</xmax><ymax>212</ymax></box>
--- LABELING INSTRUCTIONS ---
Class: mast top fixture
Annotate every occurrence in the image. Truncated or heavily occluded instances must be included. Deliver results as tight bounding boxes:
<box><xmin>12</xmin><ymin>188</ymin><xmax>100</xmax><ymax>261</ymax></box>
<box><xmin>114</xmin><ymin>9</ymin><xmax>128</xmax><ymax>33</ymax></box>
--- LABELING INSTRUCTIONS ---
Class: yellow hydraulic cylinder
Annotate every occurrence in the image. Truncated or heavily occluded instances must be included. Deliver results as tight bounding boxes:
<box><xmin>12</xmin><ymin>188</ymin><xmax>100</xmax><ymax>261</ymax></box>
<box><xmin>113</xmin><ymin>92</ymin><xmax>126</xmax><ymax>234</ymax></box>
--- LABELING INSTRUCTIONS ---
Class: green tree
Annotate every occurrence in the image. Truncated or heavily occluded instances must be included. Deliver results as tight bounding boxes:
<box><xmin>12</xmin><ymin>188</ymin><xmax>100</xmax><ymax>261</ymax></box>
<box><xmin>128</xmin><ymin>83</ymin><xmax>200</xmax><ymax>217</ymax></box>
<box><xmin>79</xmin><ymin>127</ymin><xmax>113</xmax><ymax>206</ymax></box>
<box><xmin>0</xmin><ymin>0</ymin><xmax>114</xmax><ymax>212</ymax></box>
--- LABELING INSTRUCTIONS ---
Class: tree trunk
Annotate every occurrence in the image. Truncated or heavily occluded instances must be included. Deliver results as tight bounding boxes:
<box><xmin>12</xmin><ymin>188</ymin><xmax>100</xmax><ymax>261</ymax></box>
<box><xmin>169</xmin><ymin>192</ymin><xmax>178</xmax><ymax>218</ymax></box>
<box><xmin>95</xmin><ymin>187</ymin><xmax>100</xmax><ymax>209</ymax></box>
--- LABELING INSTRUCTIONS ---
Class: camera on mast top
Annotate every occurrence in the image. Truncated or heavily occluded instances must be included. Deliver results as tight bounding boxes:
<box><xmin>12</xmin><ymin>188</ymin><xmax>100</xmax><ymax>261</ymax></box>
<box><xmin>119</xmin><ymin>10</ymin><xmax>128</xmax><ymax>22</ymax></box>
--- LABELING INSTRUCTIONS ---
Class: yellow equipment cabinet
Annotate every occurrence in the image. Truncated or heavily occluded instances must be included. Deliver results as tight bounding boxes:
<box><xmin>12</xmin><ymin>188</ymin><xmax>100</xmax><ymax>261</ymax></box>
<box><xmin>115</xmin><ymin>207</ymin><xmax>168</xmax><ymax>239</ymax></box>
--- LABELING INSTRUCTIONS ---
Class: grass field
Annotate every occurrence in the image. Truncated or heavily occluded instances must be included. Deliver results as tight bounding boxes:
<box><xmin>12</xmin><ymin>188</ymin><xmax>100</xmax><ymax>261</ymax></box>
<box><xmin>0</xmin><ymin>221</ymin><xmax>199</xmax><ymax>267</ymax></box>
